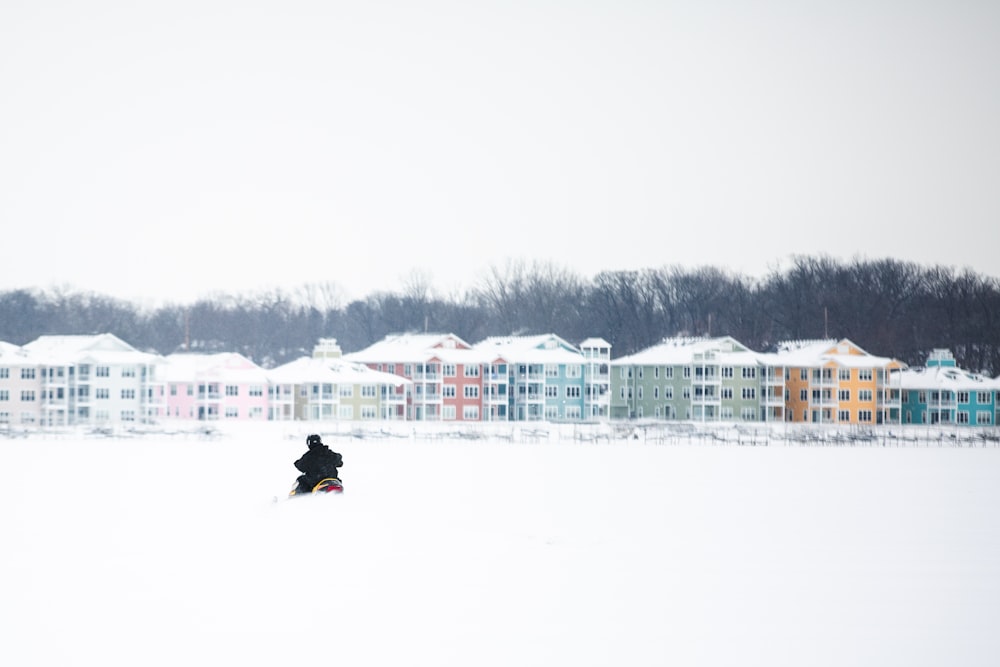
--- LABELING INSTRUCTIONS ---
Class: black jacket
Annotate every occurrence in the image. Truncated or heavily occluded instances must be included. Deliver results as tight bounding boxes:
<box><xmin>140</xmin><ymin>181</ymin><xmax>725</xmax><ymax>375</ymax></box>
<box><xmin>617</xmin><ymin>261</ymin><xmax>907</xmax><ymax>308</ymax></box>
<box><xmin>295</xmin><ymin>442</ymin><xmax>343</xmax><ymax>486</ymax></box>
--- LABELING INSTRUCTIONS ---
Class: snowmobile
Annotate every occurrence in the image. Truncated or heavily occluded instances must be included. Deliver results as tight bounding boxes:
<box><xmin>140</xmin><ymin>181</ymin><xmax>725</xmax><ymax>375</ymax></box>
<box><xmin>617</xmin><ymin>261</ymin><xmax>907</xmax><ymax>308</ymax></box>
<box><xmin>289</xmin><ymin>477</ymin><xmax>344</xmax><ymax>497</ymax></box>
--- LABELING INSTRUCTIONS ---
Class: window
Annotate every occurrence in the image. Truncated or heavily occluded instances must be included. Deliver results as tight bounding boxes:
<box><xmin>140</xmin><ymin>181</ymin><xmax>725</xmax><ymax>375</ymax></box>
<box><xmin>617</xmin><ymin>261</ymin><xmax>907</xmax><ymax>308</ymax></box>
<box><xmin>442</xmin><ymin>364</ymin><xmax>456</xmax><ymax>377</ymax></box>
<box><xmin>977</xmin><ymin>412</ymin><xmax>992</xmax><ymax>425</ymax></box>
<box><xmin>226</xmin><ymin>385</ymin><xmax>239</xmax><ymax>397</ymax></box>
<box><xmin>21</xmin><ymin>368</ymin><xmax>36</xmax><ymax>380</ymax></box>
<box><xmin>664</xmin><ymin>367</ymin><xmax>673</xmax><ymax>379</ymax></box>
<box><xmin>918</xmin><ymin>391</ymin><xmax>926</xmax><ymax>404</ymax></box>
<box><xmin>683</xmin><ymin>367</ymin><xmax>691</xmax><ymax>378</ymax></box>
<box><xmin>741</xmin><ymin>367</ymin><xmax>757</xmax><ymax>379</ymax></box>
<box><xmin>664</xmin><ymin>387</ymin><xmax>673</xmax><ymax>400</ymax></box>
<box><xmin>800</xmin><ymin>369</ymin><xmax>808</xmax><ymax>380</ymax></box>
<box><xmin>121</xmin><ymin>389</ymin><xmax>135</xmax><ymax>400</ymax></box>
<box><xmin>957</xmin><ymin>411</ymin><xmax>970</xmax><ymax>424</ymax></box>
<box><xmin>721</xmin><ymin>387</ymin><xmax>733</xmax><ymax>400</ymax></box>
<box><xmin>443</xmin><ymin>385</ymin><xmax>456</xmax><ymax>398</ymax></box>
<box><xmin>838</xmin><ymin>389</ymin><xmax>850</xmax><ymax>401</ymax></box>
<box><xmin>462</xmin><ymin>406</ymin><xmax>480</xmax><ymax>420</ymax></box>
<box><xmin>720</xmin><ymin>406</ymin><xmax>733</xmax><ymax>419</ymax></box>
<box><xmin>545</xmin><ymin>365</ymin><xmax>559</xmax><ymax>378</ymax></box>
<box><xmin>839</xmin><ymin>368</ymin><xmax>851</xmax><ymax>381</ymax></box>
<box><xmin>338</xmin><ymin>405</ymin><xmax>354</xmax><ymax>420</ymax></box>
<box><xmin>565</xmin><ymin>386</ymin><xmax>580</xmax><ymax>399</ymax></box>
<box><xmin>463</xmin><ymin>365</ymin><xmax>480</xmax><ymax>378</ymax></box>
<box><xmin>545</xmin><ymin>386</ymin><xmax>558</xmax><ymax>398</ymax></box>
<box><xmin>858</xmin><ymin>389</ymin><xmax>873</xmax><ymax>402</ymax></box>
<box><xmin>249</xmin><ymin>385</ymin><xmax>263</xmax><ymax>397</ymax></box>
<box><xmin>741</xmin><ymin>387</ymin><xmax>756</xmax><ymax>400</ymax></box>
<box><xmin>741</xmin><ymin>407</ymin><xmax>757</xmax><ymax>421</ymax></box>
<box><xmin>463</xmin><ymin>385</ymin><xmax>479</xmax><ymax>399</ymax></box>
<box><xmin>225</xmin><ymin>407</ymin><xmax>239</xmax><ymax>418</ymax></box>
<box><xmin>859</xmin><ymin>369</ymin><xmax>873</xmax><ymax>381</ymax></box>
<box><xmin>96</xmin><ymin>388</ymin><xmax>109</xmax><ymax>400</ymax></box>
<box><xmin>838</xmin><ymin>410</ymin><xmax>850</xmax><ymax>422</ymax></box>
<box><xmin>722</xmin><ymin>367</ymin><xmax>734</xmax><ymax>378</ymax></box>
<box><xmin>977</xmin><ymin>392</ymin><xmax>991</xmax><ymax>405</ymax></box>
<box><xmin>682</xmin><ymin>387</ymin><xmax>691</xmax><ymax>399</ymax></box>
<box><xmin>956</xmin><ymin>391</ymin><xmax>969</xmax><ymax>404</ymax></box>
<box><xmin>96</xmin><ymin>366</ymin><xmax>110</xmax><ymax>377</ymax></box>
<box><xmin>339</xmin><ymin>385</ymin><xmax>353</xmax><ymax>398</ymax></box>
<box><xmin>0</xmin><ymin>391</ymin><xmax>6</xmax><ymax>401</ymax></box>
<box><xmin>122</xmin><ymin>367</ymin><xmax>136</xmax><ymax>377</ymax></box>
<box><xmin>566</xmin><ymin>365</ymin><xmax>581</xmax><ymax>378</ymax></box>
<box><xmin>442</xmin><ymin>405</ymin><xmax>456</xmax><ymax>420</ymax></box>
<box><xmin>21</xmin><ymin>390</ymin><xmax>36</xmax><ymax>402</ymax></box>
<box><xmin>0</xmin><ymin>368</ymin><xmax>7</xmax><ymax>379</ymax></box>
<box><xmin>361</xmin><ymin>385</ymin><xmax>377</xmax><ymax>398</ymax></box>
<box><xmin>800</xmin><ymin>389</ymin><xmax>808</xmax><ymax>401</ymax></box>
<box><xmin>858</xmin><ymin>410</ymin><xmax>873</xmax><ymax>423</ymax></box>
<box><xmin>654</xmin><ymin>386</ymin><xmax>659</xmax><ymax>399</ymax></box>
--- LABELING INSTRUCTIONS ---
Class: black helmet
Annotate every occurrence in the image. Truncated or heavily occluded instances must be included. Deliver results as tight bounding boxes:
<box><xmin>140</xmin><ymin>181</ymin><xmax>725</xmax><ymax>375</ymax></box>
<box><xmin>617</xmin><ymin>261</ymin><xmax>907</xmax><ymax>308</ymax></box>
<box><xmin>307</xmin><ymin>434</ymin><xmax>322</xmax><ymax>447</ymax></box>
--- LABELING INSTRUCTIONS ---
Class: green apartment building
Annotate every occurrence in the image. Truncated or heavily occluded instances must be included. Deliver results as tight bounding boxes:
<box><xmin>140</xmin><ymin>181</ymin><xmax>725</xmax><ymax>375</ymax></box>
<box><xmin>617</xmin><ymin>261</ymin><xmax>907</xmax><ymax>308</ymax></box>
<box><xmin>610</xmin><ymin>336</ymin><xmax>781</xmax><ymax>422</ymax></box>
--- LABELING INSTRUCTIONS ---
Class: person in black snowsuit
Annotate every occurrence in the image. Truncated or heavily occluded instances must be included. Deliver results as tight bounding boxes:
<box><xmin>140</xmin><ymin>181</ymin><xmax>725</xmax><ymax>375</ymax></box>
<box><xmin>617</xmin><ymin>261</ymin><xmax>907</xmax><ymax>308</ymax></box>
<box><xmin>294</xmin><ymin>434</ymin><xmax>343</xmax><ymax>494</ymax></box>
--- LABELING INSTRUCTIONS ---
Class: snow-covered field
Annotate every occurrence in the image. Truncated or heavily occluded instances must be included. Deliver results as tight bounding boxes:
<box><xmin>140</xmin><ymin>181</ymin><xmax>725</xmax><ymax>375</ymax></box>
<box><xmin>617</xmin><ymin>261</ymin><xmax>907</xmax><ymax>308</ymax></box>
<box><xmin>2</xmin><ymin>422</ymin><xmax>999</xmax><ymax>667</ymax></box>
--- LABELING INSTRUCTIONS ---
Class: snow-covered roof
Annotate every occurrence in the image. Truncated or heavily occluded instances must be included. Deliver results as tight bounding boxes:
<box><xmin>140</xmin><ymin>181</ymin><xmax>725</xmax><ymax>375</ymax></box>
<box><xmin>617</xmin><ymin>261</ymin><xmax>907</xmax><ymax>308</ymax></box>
<box><xmin>772</xmin><ymin>338</ymin><xmax>904</xmax><ymax>370</ymax></box>
<box><xmin>611</xmin><ymin>336</ymin><xmax>756</xmax><ymax>366</ymax></box>
<box><xmin>0</xmin><ymin>340</ymin><xmax>27</xmax><ymax>360</ymax></box>
<box><xmin>475</xmin><ymin>333</ymin><xmax>584</xmax><ymax>364</ymax></box>
<box><xmin>160</xmin><ymin>352</ymin><xmax>270</xmax><ymax>383</ymax></box>
<box><xmin>345</xmin><ymin>332</ymin><xmax>494</xmax><ymax>365</ymax></box>
<box><xmin>897</xmin><ymin>365</ymin><xmax>1000</xmax><ymax>392</ymax></box>
<box><xmin>22</xmin><ymin>333</ymin><xmax>163</xmax><ymax>366</ymax></box>
<box><xmin>268</xmin><ymin>356</ymin><xmax>411</xmax><ymax>386</ymax></box>
<box><xmin>579</xmin><ymin>337</ymin><xmax>611</xmax><ymax>349</ymax></box>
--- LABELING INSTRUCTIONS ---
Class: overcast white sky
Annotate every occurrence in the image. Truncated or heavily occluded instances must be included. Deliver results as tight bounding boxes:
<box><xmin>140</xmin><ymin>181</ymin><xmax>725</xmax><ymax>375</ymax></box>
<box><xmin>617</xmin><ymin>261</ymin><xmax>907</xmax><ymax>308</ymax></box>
<box><xmin>2</xmin><ymin>1</ymin><xmax>998</xmax><ymax>305</ymax></box>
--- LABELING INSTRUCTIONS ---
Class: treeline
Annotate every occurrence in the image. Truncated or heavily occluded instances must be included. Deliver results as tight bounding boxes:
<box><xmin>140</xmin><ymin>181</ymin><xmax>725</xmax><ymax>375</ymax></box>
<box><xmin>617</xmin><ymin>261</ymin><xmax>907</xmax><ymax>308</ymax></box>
<box><xmin>2</xmin><ymin>256</ymin><xmax>999</xmax><ymax>375</ymax></box>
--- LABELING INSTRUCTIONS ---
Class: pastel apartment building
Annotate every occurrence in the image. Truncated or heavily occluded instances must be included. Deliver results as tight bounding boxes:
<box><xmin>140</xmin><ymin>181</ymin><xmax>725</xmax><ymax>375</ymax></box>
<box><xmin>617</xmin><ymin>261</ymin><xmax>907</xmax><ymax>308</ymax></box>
<box><xmin>898</xmin><ymin>349</ymin><xmax>1000</xmax><ymax>425</ymax></box>
<box><xmin>2</xmin><ymin>334</ymin><xmax>165</xmax><ymax>427</ymax></box>
<box><xmin>772</xmin><ymin>339</ymin><xmax>905</xmax><ymax>425</ymax></box>
<box><xmin>474</xmin><ymin>334</ymin><xmax>607</xmax><ymax>421</ymax></box>
<box><xmin>344</xmin><ymin>333</ymin><xmax>495</xmax><ymax>421</ymax></box>
<box><xmin>267</xmin><ymin>338</ymin><xmax>410</xmax><ymax>421</ymax></box>
<box><xmin>610</xmin><ymin>336</ymin><xmax>783</xmax><ymax>422</ymax></box>
<box><xmin>160</xmin><ymin>352</ymin><xmax>271</xmax><ymax>421</ymax></box>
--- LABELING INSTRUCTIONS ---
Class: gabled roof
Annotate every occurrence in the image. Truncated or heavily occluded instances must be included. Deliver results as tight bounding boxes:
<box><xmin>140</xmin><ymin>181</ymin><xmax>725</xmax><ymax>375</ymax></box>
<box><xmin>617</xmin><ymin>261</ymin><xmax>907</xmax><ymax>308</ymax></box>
<box><xmin>160</xmin><ymin>352</ymin><xmax>270</xmax><ymax>383</ymax></box>
<box><xmin>475</xmin><ymin>333</ymin><xmax>584</xmax><ymax>364</ymax></box>
<box><xmin>774</xmin><ymin>338</ymin><xmax>904</xmax><ymax>370</ymax></box>
<box><xmin>345</xmin><ymin>332</ymin><xmax>493</xmax><ymax>365</ymax></box>
<box><xmin>898</xmin><ymin>365</ymin><xmax>1000</xmax><ymax>392</ymax></box>
<box><xmin>611</xmin><ymin>336</ymin><xmax>756</xmax><ymax>366</ymax></box>
<box><xmin>268</xmin><ymin>356</ymin><xmax>411</xmax><ymax>386</ymax></box>
<box><xmin>0</xmin><ymin>340</ymin><xmax>27</xmax><ymax>360</ymax></box>
<box><xmin>22</xmin><ymin>333</ymin><xmax>162</xmax><ymax>366</ymax></box>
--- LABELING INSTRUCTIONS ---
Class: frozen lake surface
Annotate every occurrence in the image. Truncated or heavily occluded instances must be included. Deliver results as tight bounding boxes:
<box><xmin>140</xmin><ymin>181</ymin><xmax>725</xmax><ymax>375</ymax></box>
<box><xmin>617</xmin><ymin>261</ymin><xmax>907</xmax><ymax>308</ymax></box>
<box><xmin>2</xmin><ymin>422</ymin><xmax>998</xmax><ymax>666</ymax></box>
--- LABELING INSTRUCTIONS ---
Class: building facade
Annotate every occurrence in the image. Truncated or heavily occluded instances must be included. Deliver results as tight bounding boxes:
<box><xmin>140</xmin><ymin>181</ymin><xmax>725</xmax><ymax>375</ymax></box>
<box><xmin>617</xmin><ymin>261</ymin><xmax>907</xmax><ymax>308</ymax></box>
<box><xmin>9</xmin><ymin>334</ymin><xmax>165</xmax><ymax>427</ymax></box>
<box><xmin>898</xmin><ymin>349</ymin><xmax>1000</xmax><ymax>426</ymax></box>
